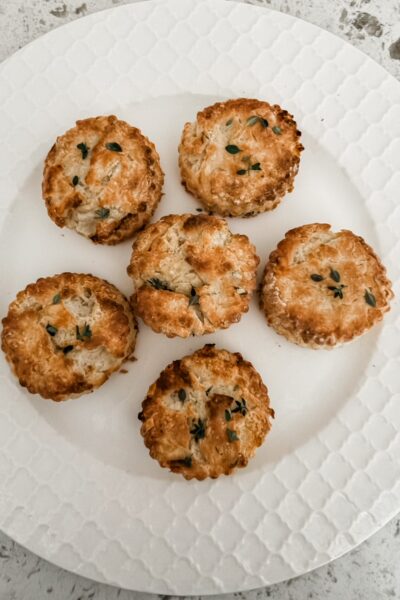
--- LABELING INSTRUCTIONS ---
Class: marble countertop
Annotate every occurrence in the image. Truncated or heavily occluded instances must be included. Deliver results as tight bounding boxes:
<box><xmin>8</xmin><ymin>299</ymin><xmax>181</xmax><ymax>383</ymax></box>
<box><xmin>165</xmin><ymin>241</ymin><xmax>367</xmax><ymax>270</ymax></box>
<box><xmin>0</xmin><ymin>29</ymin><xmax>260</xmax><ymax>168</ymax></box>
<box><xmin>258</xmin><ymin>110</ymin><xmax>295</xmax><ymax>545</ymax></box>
<box><xmin>0</xmin><ymin>0</ymin><xmax>399</xmax><ymax>598</ymax></box>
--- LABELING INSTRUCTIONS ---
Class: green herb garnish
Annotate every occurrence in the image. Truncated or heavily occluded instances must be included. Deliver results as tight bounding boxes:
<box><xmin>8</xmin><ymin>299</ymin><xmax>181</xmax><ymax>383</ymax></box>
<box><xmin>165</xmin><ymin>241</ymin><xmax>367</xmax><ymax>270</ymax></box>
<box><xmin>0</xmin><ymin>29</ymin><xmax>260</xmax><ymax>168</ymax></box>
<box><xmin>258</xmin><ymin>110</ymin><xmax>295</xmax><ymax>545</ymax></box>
<box><xmin>364</xmin><ymin>289</ymin><xmax>376</xmax><ymax>307</ymax></box>
<box><xmin>247</xmin><ymin>115</ymin><xmax>269</xmax><ymax>128</ymax></box>
<box><xmin>237</xmin><ymin>161</ymin><xmax>262</xmax><ymax>176</ymax></box>
<box><xmin>225</xmin><ymin>409</ymin><xmax>232</xmax><ymax>422</ymax></box>
<box><xmin>171</xmin><ymin>456</ymin><xmax>192</xmax><ymax>468</ymax></box>
<box><xmin>247</xmin><ymin>116</ymin><xmax>259</xmax><ymax>126</ymax></box>
<box><xmin>188</xmin><ymin>287</ymin><xmax>199</xmax><ymax>306</ymax></box>
<box><xmin>227</xmin><ymin>428</ymin><xmax>239</xmax><ymax>442</ymax></box>
<box><xmin>225</xmin><ymin>144</ymin><xmax>241</xmax><ymax>154</ymax></box>
<box><xmin>63</xmin><ymin>345</ymin><xmax>74</xmax><ymax>354</ymax></box>
<box><xmin>77</xmin><ymin>142</ymin><xmax>88</xmax><ymax>159</ymax></box>
<box><xmin>52</xmin><ymin>293</ymin><xmax>61</xmax><ymax>304</ymax></box>
<box><xmin>327</xmin><ymin>285</ymin><xmax>346</xmax><ymax>299</ymax></box>
<box><xmin>72</xmin><ymin>175</ymin><xmax>79</xmax><ymax>186</ymax></box>
<box><xmin>190</xmin><ymin>419</ymin><xmax>206</xmax><ymax>442</ymax></box>
<box><xmin>147</xmin><ymin>278</ymin><xmax>171</xmax><ymax>291</ymax></box>
<box><xmin>46</xmin><ymin>324</ymin><xmax>58</xmax><ymax>337</ymax></box>
<box><xmin>232</xmin><ymin>398</ymin><xmax>248</xmax><ymax>416</ymax></box>
<box><xmin>178</xmin><ymin>388</ymin><xmax>187</xmax><ymax>402</ymax></box>
<box><xmin>310</xmin><ymin>274</ymin><xmax>324</xmax><ymax>282</ymax></box>
<box><xmin>226</xmin><ymin>118</ymin><xmax>233</xmax><ymax>127</ymax></box>
<box><xmin>272</xmin><ymin>126</ymin><xmax>282</xmax><ymax>135</ymax></box>
<box><xmin>106</xmin><ymin>142</ymin><xmax>122</xmax><ymax>152</ymax></box>
<box><xmin>205</xmin><ymin>387</ymin><xmax>212</xmax><ymax>396</ymax></box>
<box><xmin>330</xmin><ymin>269</ymin><xmax>340</xmax><ymax>283</ymax></box>
<box><xmin>95</xmin><ymin>207</ymin><xmax>110</xmax><ymax>219</ymax></box>
<box><xmin>76</xmin><ymin>323</ymin><xmax>92</xmax><ymax>341</ymax></box>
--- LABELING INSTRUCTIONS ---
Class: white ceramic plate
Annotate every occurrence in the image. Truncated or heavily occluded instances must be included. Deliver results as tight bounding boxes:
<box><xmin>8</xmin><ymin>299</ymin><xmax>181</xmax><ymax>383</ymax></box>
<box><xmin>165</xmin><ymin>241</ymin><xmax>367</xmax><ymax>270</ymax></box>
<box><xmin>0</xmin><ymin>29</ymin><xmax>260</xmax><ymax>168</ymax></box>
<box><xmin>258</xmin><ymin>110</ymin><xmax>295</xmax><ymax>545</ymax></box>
<box><xmin>0</xmin><ymin>0</ymin><xmax>400</xmax><ymax>594</ymax></box>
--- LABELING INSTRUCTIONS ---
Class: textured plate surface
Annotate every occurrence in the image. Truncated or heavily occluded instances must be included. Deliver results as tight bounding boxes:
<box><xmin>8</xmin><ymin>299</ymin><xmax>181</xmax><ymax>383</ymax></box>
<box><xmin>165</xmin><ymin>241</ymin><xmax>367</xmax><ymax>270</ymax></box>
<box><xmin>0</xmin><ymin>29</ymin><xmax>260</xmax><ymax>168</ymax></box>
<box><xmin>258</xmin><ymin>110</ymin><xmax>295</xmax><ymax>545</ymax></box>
<box><xmin>0</xmin><ymin>0</ymin><xmax>400</xmax><ymax>594</ymax></box>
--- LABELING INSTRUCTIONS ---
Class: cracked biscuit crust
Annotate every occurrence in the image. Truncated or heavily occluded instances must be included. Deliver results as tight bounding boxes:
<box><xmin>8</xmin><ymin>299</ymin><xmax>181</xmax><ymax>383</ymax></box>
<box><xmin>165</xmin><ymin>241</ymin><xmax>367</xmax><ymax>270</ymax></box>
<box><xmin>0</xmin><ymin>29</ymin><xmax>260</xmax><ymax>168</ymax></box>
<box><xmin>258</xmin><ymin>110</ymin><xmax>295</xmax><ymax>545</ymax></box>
<box><xmin>1</xmin><ymin>273</ymin><xmax>137</xmax><ymax>401</ymax></box>
<box><xmin>128</xmin><ymin>213</ymin><xmax>259</xmax><ymax>337</ymax></box>
<box><xmin>42</xmin><ymin>115</ymin><xmax>164</xmax><ymax>244</ymax></box>
<box><xmin>139</xmin><ymin>345</ymin><xmax>274</xmax><ymax>480</ymax></box>
<box><xmin>260</xmin><ymin>223</ymin><xmax>393</xmax><ymax>348</ymax></box>
<box><xmin>179</xmin><ymin>98</ymin><xmax>303</xmax><ymax>217</ymax></box>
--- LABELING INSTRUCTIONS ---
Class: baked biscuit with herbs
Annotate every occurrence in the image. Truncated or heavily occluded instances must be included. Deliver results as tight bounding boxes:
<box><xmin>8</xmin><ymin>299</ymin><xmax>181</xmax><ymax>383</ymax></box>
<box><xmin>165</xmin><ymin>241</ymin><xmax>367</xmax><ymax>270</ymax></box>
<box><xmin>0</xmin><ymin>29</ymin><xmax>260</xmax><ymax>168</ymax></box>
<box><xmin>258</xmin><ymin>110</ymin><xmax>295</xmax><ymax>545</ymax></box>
<box><xmin>179</xmin><ymin>98</ymin><xmax>303</xmax><ymax>217</ymax></box>
<box><xmin>42</xmin><ymin>115</ymin><xmax>164</xmax><ymax>244</ymax></box>
<box><xmin>127</xmin><ymin>213</ymin><xmax>259</xmax><ymax>337</ymax></box>
<box><xmin>260</xmin><ymin>223</ymin><xmax>393</xmax><ymax>348</ymax></box>
<box><xmin>1</xmin><ymin>273</ymin><xmax>137</xmax><ymax>401</ymax></box>
<box><xmin>139</xmin><ymin>344</ymin><xmax>274</xmax><ymax>480</ymax></box>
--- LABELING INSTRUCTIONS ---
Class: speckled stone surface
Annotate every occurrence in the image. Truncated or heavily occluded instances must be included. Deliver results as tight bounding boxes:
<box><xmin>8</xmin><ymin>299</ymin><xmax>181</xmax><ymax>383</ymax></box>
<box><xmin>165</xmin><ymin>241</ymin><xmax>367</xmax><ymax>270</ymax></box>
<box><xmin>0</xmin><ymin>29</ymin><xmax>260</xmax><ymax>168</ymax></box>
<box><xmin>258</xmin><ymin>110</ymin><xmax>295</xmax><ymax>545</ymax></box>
<box><xmin>0</xmin><ymin>0</ymin><xmax>400</xmax><ymax>598</ymax></box>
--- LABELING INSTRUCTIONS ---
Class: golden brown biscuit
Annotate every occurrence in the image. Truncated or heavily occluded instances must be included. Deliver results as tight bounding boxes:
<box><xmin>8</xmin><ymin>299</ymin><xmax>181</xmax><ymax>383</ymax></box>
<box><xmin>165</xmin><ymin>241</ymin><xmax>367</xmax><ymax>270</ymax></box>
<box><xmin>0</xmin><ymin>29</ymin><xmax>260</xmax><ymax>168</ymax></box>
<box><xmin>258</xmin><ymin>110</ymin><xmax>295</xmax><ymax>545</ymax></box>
<box><xmin>260</xmin><ymin>223</ymin><xmax>393</xmax><ymax>348</ymax></box>
<box><xmin>139</xmin><ymin>344</ymin><xmax>274</xmax><ymax>480</ymax></box>
<box><xmin>1</xmin><ymin>273</ymin><xmax>137</xmax><ymax>401</ymax></box>
<box><xmin>179</xmin><ymin>98</ymin><xmax>303</xmax><ymax>217</ymax></box>
<box><xmin>127</xmin><ymin>213</ymin><xmax>259</xmax><ymax>337</ymax></box>
<box><xmin>42</xmin><ymin>115</ymin><xmax>164</xmax><ymax>244</ymax></box>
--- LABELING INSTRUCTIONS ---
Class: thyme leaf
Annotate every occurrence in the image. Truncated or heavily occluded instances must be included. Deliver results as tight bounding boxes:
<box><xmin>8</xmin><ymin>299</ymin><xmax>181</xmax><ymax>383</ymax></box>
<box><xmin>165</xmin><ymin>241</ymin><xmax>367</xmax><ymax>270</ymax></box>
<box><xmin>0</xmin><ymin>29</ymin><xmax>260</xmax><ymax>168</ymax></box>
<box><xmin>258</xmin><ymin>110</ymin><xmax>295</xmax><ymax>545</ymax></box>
<box><xmin>76</xmin><ymin>323</ymin><xmax>92</xmax><ymax>341</ymax></box>
<box><xmin>231</xmin><ymin>398</ymin><xmax>248</xmax><ymax>416</ymax></box>
<box><xmin>330</xmin><ymin>269</ymin><xmax>340</xmax><ymax>283</ymax></box>
<box><xmin>105</xmin><ymin>142</ymin><xmax>122</xmax><ymax>152</ymax></box>
<box><xmin>95</xmin><ymin>207</ymin><xmax>110</xmax><ymax>219</ymax></box>
<box><xmin>227</xmin><ymin>428</ymin><xmax>239</xmax><ymax>442</ymax></box>
<box><xmin>46</xmin><ymin>324</ymin><xmax>57</xmax><ymax>336</ymax></box>
<box><xmin>190</xmin><ymin>419</ymin><xmax>206</xmax><ymax>442</ymax></box>
<box><xmin>77</xmin><ymin>142</ymin><xmax>88</xmax><ymax>159</ymax></box>
<box><xmin>364</xmin><ymin>289</ymin><xmax>376</xmax><ymax>307</ymax></box>
<box><xmin>225</xmin><ymin>144</ymin><xmax>241</xmax><ymax>154</ymax></box>
<box><xmin>178</xmin><ymin>388</ymin><xmax>187</xmax><ymax>402</ymax></box>
<box><xmin>147</xmin><ymin>278</ymin><xmax>171</xmax><ymax>291</ymax></box>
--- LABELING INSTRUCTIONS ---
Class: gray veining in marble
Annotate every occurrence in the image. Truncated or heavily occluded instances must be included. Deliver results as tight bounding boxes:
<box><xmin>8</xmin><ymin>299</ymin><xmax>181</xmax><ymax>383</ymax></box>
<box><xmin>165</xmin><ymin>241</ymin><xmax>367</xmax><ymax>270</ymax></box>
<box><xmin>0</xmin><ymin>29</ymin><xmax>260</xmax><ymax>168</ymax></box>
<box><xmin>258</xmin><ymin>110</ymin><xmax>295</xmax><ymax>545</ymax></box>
<box><xmin>0</xmin><ymin>0</ymin><xmax>400</xmax><ymax>598</ymax></box>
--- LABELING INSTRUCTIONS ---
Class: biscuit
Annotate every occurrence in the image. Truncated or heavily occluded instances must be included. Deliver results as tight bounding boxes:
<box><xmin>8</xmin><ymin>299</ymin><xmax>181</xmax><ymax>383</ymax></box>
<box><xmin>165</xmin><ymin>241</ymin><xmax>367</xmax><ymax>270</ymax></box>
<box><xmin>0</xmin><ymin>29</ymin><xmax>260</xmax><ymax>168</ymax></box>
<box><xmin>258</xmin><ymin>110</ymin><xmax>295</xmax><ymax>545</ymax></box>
<box><xmin>179</xmin><ymin>98</ymin><xmax>303</xmax><ymax>217</ymax></box>
<box><xmin>42</xmin><ymin>115</ymin><xmax>164</xmax><ymax>244</ymax></box>
<box><xmin>1</xmin><ymin>273</ymin><xmax>137</xmax><ymax>401</ymax></box>
<box><xmin>127</xmin><ymin>213</ymin><xmax>259</xmax><ymax>337</ymax></box>
<box><xmin>139</xmin><ymin>344</ymin><xmax>274</xmax><ymax>480</ymax></box>
<box><xmin>260</xmin><ymin>223</ymin><xmax>393</xmax><ymax>348</ymax></box>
